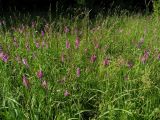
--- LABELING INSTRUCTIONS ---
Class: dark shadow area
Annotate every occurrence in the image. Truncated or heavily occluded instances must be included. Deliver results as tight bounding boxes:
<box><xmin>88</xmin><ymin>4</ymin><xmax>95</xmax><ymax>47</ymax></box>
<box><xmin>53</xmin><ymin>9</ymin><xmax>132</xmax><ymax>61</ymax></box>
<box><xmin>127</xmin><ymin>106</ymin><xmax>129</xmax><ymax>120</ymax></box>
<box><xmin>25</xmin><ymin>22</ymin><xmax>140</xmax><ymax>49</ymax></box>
<box><xmin>0</xmin><ymin>0</ymin><xmax>153</xmax><ymax>14</ymax></box>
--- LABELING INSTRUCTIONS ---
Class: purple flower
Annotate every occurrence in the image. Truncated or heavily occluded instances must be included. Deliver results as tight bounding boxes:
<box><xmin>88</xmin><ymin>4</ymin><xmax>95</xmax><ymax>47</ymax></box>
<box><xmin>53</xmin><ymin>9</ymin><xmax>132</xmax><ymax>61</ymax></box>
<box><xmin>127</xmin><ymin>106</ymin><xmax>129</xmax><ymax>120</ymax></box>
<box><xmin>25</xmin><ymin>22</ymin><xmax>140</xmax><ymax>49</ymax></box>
<box><xmin>127</xmin><ymin>61</ymin><xmax>134</xmax><ymax>68</ymax></box>
<box><xmin>90</xmin><ymin>54</ymin><xmax>97</xmax><ymax>63</ymax></box>
<box><xmin>35</xmin><ymin>41</ymin><xmax>40</xmax><ymax>48</ymax></box>
<box><xmin>22</xmin><ymin>58</ymin><xmax>29</xmax><ymax>67</ymax></box>
<box><xmin>41</xmin><ymin>30</ymin><xmax>45</xmax><ymax>37</ymax></box>
<box><xmin>141</xmin><ymin>50</ymin><xmax>149</xmax><ymax>64</ymax></box>
<box><xmin>103</xmin><ymin>58</ymin><xmax>109</xmax><ymax>66</ymax></box>
<box><xmin>22</xmin><ymin>75</ymin><xmax>29</xmax><ymax>88</ymax></box>
<box><xmin>76</xmin><ymin>68</ymin><xmax>80</xmax><ymax>77</ymax></box>
<box><xmin>75</xmin><ymin>37</ymin><xmax>80</xmax><ymax>49</ymax></box>
<box><xmin>64</xmin><ymin>90</ymin><xmax>70</xmax><ymax>96</ymax></box>
<box><xmin>37</xmin><ymin>70</ymin><xmax>43</xmax><ymax>79</ymax></box>
<box><xmin>95</xmin><ymin>43</ymin><xmax>100</xmax><ymax>49</ymax></box>
<box><xmin>144</xmin><ymin>51</ymin><xmax>149</xmax><ymax>58</ymax></box>
<box><xmin>64</xmin><ymin>26</ymin><xmax>69</xmax><ymax>33</ymax></box>
<box><xmin>2</xmin><ymin>54</ymin><xmax>9</xmax><ymax>63</ymax></box>
<box><xmin>66</xmin><ymin>40</ymin><xmax>70</xmax><ymax>49</ymax></box>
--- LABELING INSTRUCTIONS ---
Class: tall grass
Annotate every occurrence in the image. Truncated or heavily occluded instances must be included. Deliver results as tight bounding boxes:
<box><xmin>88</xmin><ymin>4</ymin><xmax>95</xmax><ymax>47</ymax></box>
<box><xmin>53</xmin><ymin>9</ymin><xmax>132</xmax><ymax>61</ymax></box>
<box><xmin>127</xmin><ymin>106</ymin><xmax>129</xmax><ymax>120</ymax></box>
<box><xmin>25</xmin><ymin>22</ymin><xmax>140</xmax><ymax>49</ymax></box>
<box><xmin>0</xmin><ymin>11</ymin><xmax>160</xmax><ymax>120</ymax></box>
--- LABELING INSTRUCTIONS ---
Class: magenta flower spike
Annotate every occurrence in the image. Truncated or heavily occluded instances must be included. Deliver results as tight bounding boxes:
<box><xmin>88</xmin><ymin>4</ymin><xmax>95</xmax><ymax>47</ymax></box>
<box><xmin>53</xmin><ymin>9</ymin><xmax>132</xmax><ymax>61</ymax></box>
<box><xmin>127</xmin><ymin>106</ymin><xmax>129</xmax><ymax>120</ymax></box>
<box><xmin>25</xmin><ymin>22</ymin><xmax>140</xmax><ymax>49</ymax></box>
<box><xmin>22</xmin><ymin>58</ymin><xmax>29</xmax><ymax>67</ymax></box>
<box><xmin>66</xmin><ymin>40</ymin><xmax>70</xmax><ymax>49</ymax></box>
<box><xmin>103</xmin><ymin>58</ymin><xmax>109</xmax><ymax>66</ymax></box>
<box><xmin>90</xmin><ymin>54</ymin><xmax>97</xmax><ymax>63</ymax></box>
<box><xmin>75</xmin><ymin>37</ymin><xmax>80</xmax><ymax>49</ymax></box>
<box><xmin>95</xmin><ymin>43</ymin><xmax>99</xmax><ymax>49</ymax></box>
<box><xmin>127</xmin><ymin>61</ymin><xmax>134</xmax><ymax>68</ymax></box>
<box><xmin>64</xmin><ymin>90</ymin><xmax>70</xmax><ymax>97</ymax></box>
<box><xmin>35</xmin><ymin>41</ymin><xmax>40</xmax><ymax>48</ymax></box>
<box><xmin>22</xmin><ymin>75</ymin><xmax>29</xmax><ymax>88</ymax></box>
<box><xmin>141</xmin><ymin>50</ymin><xmax>149</xmax><ymax>64</ymax></box>
<box><xmin>37</xmin><ymin>70</ymin><xmax>43</xmax><ymax>79</ymax></box>
<box><xmin>41</xmin><ymin>30</ymin><xmax>45</xmax><ymax>37</ymax></box>
<box><xmin>76</xmin><ymin>67</ymin><xmax>80</xmax><ymax>77</ymax></box>
<box><xmin>144</xmin><ymin>51</ymin><xmax>149</xmax><ymax>58</ymax></box>
<box><xmin>64</xmin><ymin>26</ymin><xmax>69</xmax><ymax>33</ymax></box>
<box><xmin>2</xmin><ymin>54</ymin><xmax>9</xmax><ymax>63</ymax></box>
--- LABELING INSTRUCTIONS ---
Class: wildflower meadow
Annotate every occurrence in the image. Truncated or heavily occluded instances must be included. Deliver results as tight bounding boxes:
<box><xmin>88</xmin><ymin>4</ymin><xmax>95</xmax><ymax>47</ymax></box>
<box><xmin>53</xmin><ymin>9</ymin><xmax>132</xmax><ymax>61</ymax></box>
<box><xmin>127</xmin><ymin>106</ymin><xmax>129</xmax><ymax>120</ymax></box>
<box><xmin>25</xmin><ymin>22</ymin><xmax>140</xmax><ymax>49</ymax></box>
<box><xmin>0</xmin><ymin>12</ymin><xmax>160</xmax><ymax>120</ymax></box>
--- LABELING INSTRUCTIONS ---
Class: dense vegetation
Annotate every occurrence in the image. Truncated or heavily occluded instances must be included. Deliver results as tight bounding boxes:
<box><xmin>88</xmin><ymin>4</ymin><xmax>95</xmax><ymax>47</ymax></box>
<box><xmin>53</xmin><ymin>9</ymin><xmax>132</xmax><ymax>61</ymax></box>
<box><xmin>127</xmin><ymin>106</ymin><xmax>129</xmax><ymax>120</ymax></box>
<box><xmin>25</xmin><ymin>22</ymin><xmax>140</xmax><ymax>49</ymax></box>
<box><xmin>0</xmin><ymin>11</ymin><xmax>160</xmax><ymax>119</ymax></box>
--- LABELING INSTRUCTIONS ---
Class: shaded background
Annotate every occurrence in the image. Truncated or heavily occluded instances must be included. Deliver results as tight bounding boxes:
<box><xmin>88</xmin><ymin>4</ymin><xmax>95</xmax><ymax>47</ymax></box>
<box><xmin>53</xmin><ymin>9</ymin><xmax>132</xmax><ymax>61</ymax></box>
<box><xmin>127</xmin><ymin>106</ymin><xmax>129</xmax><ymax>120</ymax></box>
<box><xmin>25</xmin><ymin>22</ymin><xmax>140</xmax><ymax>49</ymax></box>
<box><xmin>0</xmin><ymin>0</ymin><xmax>153</xmax><ymax>12</ymax></box>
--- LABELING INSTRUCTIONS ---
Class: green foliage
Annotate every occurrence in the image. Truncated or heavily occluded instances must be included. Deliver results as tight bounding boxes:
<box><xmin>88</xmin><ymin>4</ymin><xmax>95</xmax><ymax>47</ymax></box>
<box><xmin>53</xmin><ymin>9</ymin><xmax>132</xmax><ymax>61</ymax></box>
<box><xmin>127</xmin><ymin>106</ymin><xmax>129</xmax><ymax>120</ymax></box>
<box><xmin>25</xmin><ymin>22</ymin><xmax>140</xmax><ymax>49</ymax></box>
<box><xmin>0</xmin><ymin>11</ymin><xmax>160</xmax><ymax>119</ymax></box>
<box><xmin>153</xmin><ymin>0</ymin><xmax>160</xmax><ymax>17</ymax></box>
<box><xmin>76</xmin><ymin>0</ymin><xmax>86</xmax><ymax>5</ymax></box>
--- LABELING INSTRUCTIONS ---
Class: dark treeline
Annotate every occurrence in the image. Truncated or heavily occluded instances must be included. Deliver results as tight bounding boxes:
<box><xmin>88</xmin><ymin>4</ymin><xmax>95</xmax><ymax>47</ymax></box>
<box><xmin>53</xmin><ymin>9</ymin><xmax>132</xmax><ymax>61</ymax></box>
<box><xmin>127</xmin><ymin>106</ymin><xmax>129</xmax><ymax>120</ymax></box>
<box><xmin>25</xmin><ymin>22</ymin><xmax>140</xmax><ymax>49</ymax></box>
<box><xmin>0</xmin><ymin>0</ymin><xmax>153</xmax><ymax>13</ymax></box>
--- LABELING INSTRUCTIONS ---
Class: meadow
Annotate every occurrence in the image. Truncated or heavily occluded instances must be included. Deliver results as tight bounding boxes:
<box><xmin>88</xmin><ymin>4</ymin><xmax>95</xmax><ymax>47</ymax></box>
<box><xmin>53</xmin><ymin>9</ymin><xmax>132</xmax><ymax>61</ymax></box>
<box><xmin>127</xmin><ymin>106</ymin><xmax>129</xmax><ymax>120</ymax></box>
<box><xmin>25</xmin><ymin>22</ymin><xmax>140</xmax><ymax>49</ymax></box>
<box><xmin>0</xmin><ymin>12</ymin><xmax>160</xmax><ymax>120</ymax></box>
